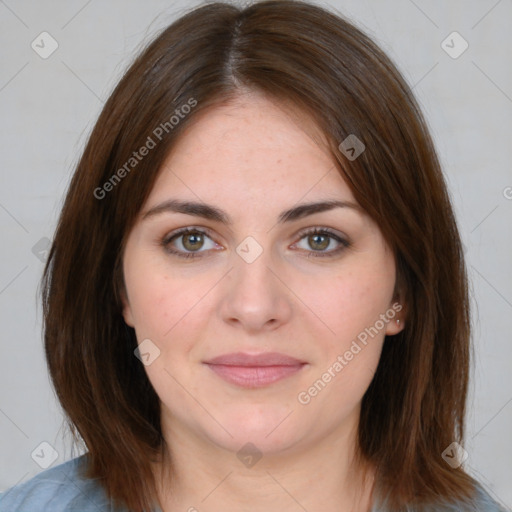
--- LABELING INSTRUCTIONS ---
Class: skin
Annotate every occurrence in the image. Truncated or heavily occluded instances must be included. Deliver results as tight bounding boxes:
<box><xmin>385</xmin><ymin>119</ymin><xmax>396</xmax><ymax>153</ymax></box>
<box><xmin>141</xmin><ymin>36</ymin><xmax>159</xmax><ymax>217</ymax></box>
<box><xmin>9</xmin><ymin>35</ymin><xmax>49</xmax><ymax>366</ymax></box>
<box><xmin>122</xmin><ymin>90</ymin><xmax>404</xmax><ymax>512</ymax></box>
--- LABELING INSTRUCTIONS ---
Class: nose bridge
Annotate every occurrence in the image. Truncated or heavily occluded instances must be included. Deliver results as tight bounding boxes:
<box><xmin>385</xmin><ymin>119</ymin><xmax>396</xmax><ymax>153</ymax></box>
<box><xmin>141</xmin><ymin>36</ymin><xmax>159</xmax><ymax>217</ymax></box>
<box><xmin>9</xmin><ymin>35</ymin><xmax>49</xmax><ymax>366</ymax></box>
<box><xmin>231</xmin><ymin>236</ymin><xmax>279</xmax><ymax>298</ymax></box>
<box><xmin>219</xmin><ymin>235</ymin><xmax>292</xmax><ymax>331</ymax></box>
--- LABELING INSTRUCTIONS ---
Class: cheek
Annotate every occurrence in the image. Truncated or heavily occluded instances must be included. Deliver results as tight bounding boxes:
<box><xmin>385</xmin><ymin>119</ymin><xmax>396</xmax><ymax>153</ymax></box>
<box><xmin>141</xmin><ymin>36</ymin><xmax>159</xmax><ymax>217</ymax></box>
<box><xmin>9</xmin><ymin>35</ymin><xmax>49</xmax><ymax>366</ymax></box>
<box><xmin>126</xmin><ymin>263</ymin><xmax>227</xmax><ymax>381</ymax></box>
<box><xmin>127</xmin><ymin>274</ymin><xmax>171</xmax><ymax>336</ymax></box>
<box><xmin>296</xmin><ymin>275</ymin><xmax>389</xmax><ymax>419</ymax></box>
<box><xmin>125</xmin><ymin>257</ymin><xmax>201</xmax><ymax>341</ymax></box>
<box><xmin>293</xmin><ymin>260</ymin><xmax>394</xmax><ymax>401</ymax></box>
<box><xmin>297</xmin><ymin>269</ymin><xmax>394</xmax><ymax>345</ymax></box>
<box><xmin>126</xmin><ymin>270</ymin><xmax>207</xmax><ymax>387</ymax></box>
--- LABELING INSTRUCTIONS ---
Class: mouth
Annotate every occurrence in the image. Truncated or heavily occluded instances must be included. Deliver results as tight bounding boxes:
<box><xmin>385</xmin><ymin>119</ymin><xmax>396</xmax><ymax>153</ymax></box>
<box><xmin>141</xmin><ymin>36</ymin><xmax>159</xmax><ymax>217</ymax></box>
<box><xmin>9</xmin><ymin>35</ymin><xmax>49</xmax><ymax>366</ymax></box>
<box><xmin>203</xmin><ymin>352</ymin><xmax>307</xmax><ymax>389</ymax></box>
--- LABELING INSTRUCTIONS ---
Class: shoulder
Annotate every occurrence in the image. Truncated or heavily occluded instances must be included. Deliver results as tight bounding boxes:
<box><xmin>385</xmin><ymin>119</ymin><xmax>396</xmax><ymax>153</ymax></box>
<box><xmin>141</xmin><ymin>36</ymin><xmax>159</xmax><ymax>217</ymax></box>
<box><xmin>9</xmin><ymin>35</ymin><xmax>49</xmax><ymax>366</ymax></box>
<box><xmin>430</xmin><ymin>483</ymin><xmax>510</xmax><ymax>512</ymax></box>
<box><xmin>372</xmin><ymin>482</ymin><xmax>510</xmax><ymax>512</ymax></box>
<box><xmin>465</xmin><ymin>484</ymin><xmax>510</xmax><ymax>512</ymax></box>
<box><xmin>0</xmin><ymin>454</ymin><xmax>123</xmax><ymax>512</ymax></box>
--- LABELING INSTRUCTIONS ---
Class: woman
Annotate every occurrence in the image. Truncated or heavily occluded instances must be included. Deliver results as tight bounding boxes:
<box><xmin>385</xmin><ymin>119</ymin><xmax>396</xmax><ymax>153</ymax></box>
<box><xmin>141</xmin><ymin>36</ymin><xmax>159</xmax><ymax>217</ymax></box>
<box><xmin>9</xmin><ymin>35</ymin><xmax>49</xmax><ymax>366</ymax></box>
<box><xmin>0</xmin><ymin>1</ymin><xmax>507</xmax><ymax>511</ymax></box>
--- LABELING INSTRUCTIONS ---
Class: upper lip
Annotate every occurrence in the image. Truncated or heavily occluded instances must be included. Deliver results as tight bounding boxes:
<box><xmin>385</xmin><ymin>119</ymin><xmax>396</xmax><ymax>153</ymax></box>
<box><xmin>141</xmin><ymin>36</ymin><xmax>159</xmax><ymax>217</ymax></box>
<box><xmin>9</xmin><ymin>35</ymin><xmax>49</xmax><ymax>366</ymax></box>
<box><xmin>204</xmin><ymin>352</ymin><xmax>305</xmax><ymax>367</ymax></box>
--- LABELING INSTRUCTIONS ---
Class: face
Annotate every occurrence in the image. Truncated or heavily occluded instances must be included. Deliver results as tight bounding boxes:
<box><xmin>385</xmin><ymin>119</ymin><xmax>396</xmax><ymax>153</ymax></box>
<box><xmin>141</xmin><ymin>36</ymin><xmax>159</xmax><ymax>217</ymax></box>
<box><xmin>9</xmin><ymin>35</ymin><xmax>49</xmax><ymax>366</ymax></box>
<box><xmin>122</xmin><ymin>91</ymin><xmax>403</xmax><ymax>459</ymax></box>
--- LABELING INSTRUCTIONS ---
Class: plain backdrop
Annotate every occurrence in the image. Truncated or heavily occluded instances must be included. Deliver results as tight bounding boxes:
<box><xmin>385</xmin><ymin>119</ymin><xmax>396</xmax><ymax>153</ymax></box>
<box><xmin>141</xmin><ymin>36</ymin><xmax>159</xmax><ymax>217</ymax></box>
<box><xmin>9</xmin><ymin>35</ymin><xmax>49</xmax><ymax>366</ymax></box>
<box><xmin>0</xmin><ymin>0</ymin><xmax>511</xmax><ymax>507</ymax></box>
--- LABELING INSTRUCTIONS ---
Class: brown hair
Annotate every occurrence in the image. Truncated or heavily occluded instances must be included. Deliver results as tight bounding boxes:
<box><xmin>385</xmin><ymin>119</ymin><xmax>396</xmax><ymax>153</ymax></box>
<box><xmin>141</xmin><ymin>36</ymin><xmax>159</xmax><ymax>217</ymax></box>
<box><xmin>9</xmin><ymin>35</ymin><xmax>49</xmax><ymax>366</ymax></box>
<box><xmin>42</xmin><ymin>1</ymin><xmax>477</xmax><ymax>510</ymax></box>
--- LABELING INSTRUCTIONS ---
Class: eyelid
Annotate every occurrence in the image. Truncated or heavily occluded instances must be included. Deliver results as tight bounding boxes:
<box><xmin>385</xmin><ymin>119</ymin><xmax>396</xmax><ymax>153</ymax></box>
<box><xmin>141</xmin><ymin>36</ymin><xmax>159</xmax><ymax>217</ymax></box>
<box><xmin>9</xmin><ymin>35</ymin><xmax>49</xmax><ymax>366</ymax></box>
<box><xmin>161</xmin><ymin>225</ymin><xmax>350</xmax><ymax>259</ymax></box>
<box><xmin>294</xmin><ymin>225</ymin><xmax>349</xmax><ymax>243</ymax></box>
<box><xmin>162</xmin><ymin>225</ymin><xmax>217</xmax><ymax>244</ymax></box>
<box><xmin>290</xmin><ymin>226</ymin><xmax>350</xmax><ymax>257</ymax></box>
<box><xmin>162</xmin><ymin>226</ymin><xmax>221</xmax><ymax>256</ymax></box>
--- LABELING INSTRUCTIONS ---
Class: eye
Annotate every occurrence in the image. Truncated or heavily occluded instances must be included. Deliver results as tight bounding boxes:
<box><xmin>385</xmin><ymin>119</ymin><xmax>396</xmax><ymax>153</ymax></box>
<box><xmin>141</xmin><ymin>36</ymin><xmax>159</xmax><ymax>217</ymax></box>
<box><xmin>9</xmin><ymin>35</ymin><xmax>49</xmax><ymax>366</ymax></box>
<box><xmin>292</xmin><ymin>227</ymin><xmax>350</xmax><ymax>258</ymax></box>
<box><xmin>161</xmin><ymin>226</ymin><xmax>350</xmax><ymax>260</ymax></box>
<box><xmin>162</xmin><ymin>227</ymin><xmax>220</xmax><ymax>259</ymax></box>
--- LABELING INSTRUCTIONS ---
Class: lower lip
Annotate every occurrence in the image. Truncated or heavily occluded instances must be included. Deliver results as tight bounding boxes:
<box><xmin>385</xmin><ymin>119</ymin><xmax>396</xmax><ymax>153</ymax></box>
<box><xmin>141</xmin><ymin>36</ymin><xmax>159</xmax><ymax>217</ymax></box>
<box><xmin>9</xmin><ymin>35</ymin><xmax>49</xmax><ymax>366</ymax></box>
<box><xmin>205</xmin><ymin>363</ymin><xmax>305</xmax><ymax>388</ymax></box>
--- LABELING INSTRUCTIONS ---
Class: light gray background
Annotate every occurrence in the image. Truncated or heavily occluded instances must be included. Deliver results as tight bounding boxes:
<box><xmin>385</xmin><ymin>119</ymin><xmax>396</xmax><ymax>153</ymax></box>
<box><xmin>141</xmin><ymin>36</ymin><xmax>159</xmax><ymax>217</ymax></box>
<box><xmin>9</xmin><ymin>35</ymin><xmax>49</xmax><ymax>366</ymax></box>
<box><xmin>0</xmin><ymin>0</ymin><xmax>511</xmax><ymax>507</ymax></box>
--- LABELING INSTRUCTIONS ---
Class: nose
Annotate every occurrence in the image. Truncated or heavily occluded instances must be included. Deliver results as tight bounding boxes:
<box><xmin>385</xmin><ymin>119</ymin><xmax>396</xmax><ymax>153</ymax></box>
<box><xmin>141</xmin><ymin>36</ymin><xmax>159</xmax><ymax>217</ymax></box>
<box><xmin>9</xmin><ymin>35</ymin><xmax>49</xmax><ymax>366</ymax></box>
<box><xmin>218</xmin><ymin>244</ymin><xmax>293</xmax><ymax>334</ymax></box>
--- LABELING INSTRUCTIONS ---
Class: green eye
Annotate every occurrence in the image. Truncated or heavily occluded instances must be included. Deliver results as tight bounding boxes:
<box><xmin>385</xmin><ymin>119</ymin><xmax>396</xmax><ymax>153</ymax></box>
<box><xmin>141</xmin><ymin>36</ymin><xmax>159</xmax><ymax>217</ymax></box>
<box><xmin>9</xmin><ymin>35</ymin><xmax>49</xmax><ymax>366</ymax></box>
<box><xmin>162</xmin><ymin>226</ymin><xmax>349</xmax><ymax>260</ymax></box>
<box><xmin>163</xmin><ymin>227</ymin><xmax>217</xmax><ymax>259</ymax></box>
<box><xmin>293</xmin><ymin>228</ymin><xmax>350</xmax><ymax>258</ymax></box>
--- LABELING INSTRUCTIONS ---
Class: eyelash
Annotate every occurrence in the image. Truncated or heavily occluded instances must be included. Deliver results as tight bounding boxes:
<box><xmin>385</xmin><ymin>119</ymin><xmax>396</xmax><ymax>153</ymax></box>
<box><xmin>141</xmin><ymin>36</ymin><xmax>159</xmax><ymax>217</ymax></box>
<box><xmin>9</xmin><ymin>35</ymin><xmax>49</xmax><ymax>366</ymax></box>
<box><xmin>161</xmin><ymin>226</ymin><xmax>350</xmax><ymax>260</ymax></box>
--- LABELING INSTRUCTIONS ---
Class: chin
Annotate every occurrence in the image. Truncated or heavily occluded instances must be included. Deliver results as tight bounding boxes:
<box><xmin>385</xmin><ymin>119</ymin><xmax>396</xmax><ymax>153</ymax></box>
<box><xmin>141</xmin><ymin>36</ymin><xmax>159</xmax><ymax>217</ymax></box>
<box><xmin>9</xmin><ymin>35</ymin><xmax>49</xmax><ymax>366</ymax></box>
<box><xmin>206</xmin><ymin>404</ymin><xmax>304</xmax><ymax>455</ymax></box>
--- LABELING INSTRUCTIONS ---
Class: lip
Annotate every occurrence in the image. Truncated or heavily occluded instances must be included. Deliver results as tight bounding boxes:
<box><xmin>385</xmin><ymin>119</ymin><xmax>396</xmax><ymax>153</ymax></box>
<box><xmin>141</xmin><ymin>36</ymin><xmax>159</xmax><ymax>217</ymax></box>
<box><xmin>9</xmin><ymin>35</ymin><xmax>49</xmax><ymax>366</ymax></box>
<box><xmin>204</xmin><ymin>352</ymin><xmax>307</xmax><ymax>388</ymax></box>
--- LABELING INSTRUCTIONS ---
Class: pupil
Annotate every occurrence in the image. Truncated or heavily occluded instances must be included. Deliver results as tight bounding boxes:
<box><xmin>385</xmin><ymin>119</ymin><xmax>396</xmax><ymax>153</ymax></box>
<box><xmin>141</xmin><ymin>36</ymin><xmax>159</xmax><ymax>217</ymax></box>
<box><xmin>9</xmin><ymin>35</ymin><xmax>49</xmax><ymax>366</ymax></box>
<box><xmin>310</xmin><ymin>234</ymin><xmax>328</xmax><ymax>250</ymax></box>
<box><xmin>184</xmin><ymin>232</ymin><xmax>203</xmax><ymax>250</ymax></box>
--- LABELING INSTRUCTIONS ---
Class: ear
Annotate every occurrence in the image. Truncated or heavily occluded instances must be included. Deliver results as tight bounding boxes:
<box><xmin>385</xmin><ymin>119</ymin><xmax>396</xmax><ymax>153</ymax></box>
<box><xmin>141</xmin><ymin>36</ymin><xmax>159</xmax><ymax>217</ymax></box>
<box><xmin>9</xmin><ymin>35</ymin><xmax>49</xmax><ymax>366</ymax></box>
<box><xmin>385</xmin><ymin>295</ymin><xmax>406</xmax><ymax>336</ymax></box>
<box><xmin>120</xmin><ymin>287</ymin><xmax>135</xmax><ymax>328</ymax></box>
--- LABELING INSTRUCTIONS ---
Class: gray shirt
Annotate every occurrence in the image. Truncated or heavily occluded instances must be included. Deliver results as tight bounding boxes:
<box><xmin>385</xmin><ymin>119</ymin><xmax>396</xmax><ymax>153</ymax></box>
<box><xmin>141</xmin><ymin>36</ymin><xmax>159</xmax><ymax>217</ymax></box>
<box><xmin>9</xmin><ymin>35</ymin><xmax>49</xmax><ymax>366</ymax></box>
<box><xmin>0</xmin><ymin>455</ymin><xmax>508</xmax><ymax>511</ymax></box>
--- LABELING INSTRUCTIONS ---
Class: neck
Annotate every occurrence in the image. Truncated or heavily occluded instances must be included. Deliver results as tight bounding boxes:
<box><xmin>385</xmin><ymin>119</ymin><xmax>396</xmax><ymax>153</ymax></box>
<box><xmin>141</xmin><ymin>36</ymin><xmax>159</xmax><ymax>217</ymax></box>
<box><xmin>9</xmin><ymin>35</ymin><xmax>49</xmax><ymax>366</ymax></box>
<box><xmin>153</xmin><ymin>413</ymin><xmax>376</xmax><ymax>512</ymax></box>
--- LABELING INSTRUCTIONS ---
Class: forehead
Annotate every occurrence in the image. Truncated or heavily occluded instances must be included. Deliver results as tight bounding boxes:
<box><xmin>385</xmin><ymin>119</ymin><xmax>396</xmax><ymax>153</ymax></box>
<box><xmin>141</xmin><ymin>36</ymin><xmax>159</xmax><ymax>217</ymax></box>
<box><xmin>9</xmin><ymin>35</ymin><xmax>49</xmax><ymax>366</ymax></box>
<box><xmin>146</xmin><ymin>92</ymin><xmax>355</xmax><ymax>209</ymax></box>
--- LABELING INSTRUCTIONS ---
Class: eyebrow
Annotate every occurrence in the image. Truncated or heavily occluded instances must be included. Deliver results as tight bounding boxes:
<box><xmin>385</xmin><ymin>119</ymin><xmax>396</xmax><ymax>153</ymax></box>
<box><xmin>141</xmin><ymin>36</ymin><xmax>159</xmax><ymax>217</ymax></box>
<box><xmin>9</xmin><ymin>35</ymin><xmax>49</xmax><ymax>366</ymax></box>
<box><xmin>142</xmin><ymin>198</ymin><xmax>361</xmax><ymax>224</ymax></box>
